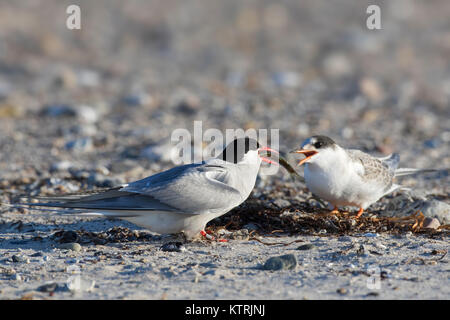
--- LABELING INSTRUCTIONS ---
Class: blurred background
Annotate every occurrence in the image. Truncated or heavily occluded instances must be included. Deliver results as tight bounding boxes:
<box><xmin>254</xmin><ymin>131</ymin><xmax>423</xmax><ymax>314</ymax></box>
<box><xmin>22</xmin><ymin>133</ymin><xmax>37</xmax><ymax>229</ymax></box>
<box><xmin>0</xmin><ymin>0</ymin><xmax>448</xmax><ymax>194</ymax></box>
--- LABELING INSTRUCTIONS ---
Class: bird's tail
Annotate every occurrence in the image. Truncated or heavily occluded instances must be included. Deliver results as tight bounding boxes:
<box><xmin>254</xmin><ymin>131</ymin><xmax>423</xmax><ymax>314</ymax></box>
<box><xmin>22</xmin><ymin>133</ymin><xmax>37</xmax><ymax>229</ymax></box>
<box><xmin>394</xmin><ymin>168</ymin><xmax>438</xmax><ymax>177</ymax></box>
<box><xmin>0</xmin><ymin>201</ymin><xmax>93</xmax><ymax>215</ymax></box>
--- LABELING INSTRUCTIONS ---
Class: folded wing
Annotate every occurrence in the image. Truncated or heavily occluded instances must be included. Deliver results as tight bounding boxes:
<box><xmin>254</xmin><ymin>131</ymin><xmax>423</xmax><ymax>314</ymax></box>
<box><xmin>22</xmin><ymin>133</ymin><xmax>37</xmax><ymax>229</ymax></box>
<box><xmin>25</xmin><ymin>162</ymin><xmax>243</xmax><ymax>215</ymax></box>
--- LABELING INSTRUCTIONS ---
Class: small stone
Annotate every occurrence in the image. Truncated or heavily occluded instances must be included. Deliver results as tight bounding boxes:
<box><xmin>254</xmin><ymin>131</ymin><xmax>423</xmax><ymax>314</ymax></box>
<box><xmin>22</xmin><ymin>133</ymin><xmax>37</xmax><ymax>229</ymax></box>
<box><xmin>77</xmin><ymin>69</ymin><xmax>100</xmax><ymax>87</ymax></box>
<box><xmin>31</xmin><ymin>252</ymin><xmax>43</xmax><ymax>257</ymax></box>
<box><xmin>422</xmin><ymin>217</ymin><xmax>440</xmax><ymax>230</ymax></box>
<box><xmin>71</xmin><ymin>124</ymin><xmax>97</xmax><ymax>136</ymax></box>
<box><xmin>337</xmin><ymin>287</ymin><xmax>348</xmax><ymax>295</ymax></box>
<box><xmin>66</xmin><ymin>278</ymin><xmax>96</xmax><ymax>293</ymax></box>
<box><xmin>1</xmin><ymin>267</ymin><xmax>16</xmax><ymax>276</ymax></box>
<box><xmin>421</xmin><ymin>200</ymin><xmax>449</xmax><ymax>224</ymax></box>
<box><xmin>174</xmin><ymin>95</ymin><xmax>200</xmax><ymax>115</ymax></box>
<box><xmin>229</xmin><ymin>229</ymin><xmax>250</xmax><ymax>240</ymax></box>
<box><xmin>424</xmin><ymin>138</ymin><xmax>441</xmax><ymax>149</ymax></box>
<box><xmin>363</xmin><ymin>232</ymin><xmax>378</xmax><ymax>238</ymax></box>
<box><xmin>43</xmin><ymin>104</ymin><xmax>76</xmax><ymax>117</ymax></box>
<box><xmin>338</xmin><ymin>236</ymin><xmax>352</xmax><ymax>242</ymax></box>
<box><xmin>12</xmin><ymin>273</ymin><xmax>22</xmax><ymax>281</ymax></box>
<box><xmin>242</xmin><ymin>223</ymin><xmax>259</xmax><ymax>231</ymax></box>
<box><xmin>59</xmin><ymin>230</ymin><xmax>79</xmax><ymax>243</ymax></box>
<box><xmin>272</xmin><ymin>71</ymin><xmax>301</xmax><ymax>88</ymax></box>
<box><xmin>37</xmin><ymin>282</ymin><xmax>58</xmax><ymax>293</ymax></box>
<box><xmin>65</xmin><ymin>137</ymin><xmax>94</xmax><ymax>153</ymax></box>
<box><xmin>359</xmin><ymin>77</ymin><xmax>385</xmax><ymax>103</ymax></box>
<box><xmin>322</xmin><ymin>53</ymin><xmax>353</xmax><ymax>78</ymax></box>
<box><xmin>262</xmin><ymin>254</ymin><xmax>297</xmax><ymax>271</ymax></box>
<box><xmin>160</xmin><ymin>242</ymin><xmax>186</xmax><ymax>252</ymax></box>
<box><xmin>12</xmin><ymin>255</ymin><xmax>29</xmax><ymax>263</ymax></box>
<box><xmin>59</xmin><ymin>243</ymin><xmax>82</xmax><ymax>252</ymax></box>
<box><xmin>356</xmin><ymin>245</ymin><xmax>366</xmax><ymax>256</ymax></box>
<box><xmin>50</xmin><ymin>160</ymin><xmax>73</xmax><ymax>172</ymax></box>
<box><xmin>296</xmin><ymin>243</ymin><xmax>316</xmax><ymax>251</ymax></box>
<box><xmin>366</xmin><ymin>292</ymin><xmax>380</xmax><ymax>297</ymax></box>
<box><xmin>141</xmin><ymin>143</ymin><xmax>177</xmax><ymax>163</ymax></box>
<box><xmin>75</xmin><ymin>105</ymin><xmax>98</xmax><ymax>124</ymax></box>
<box><xmin>273</xmin><ymin>199</ymin><xmax>291</xmax><ymax>208</ymax></box>
<box><xmin>203</xmin><ymin>268</ymin><xmax>232</xmax><ymax>279</ymax></box>
<box><xmin>122</xmin><ymin>93</ymin><xmax>153</xmax><ymax>107</ymax></box>
<box><xmin>88</xmin><ymin>173</ymin><xmax>122</xmax><ymax>188</ymax></box>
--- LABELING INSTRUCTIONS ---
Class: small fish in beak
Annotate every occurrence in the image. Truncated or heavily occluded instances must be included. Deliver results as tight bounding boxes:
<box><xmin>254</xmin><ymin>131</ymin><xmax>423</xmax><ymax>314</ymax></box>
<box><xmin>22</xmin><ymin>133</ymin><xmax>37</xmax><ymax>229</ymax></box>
<box><xmin>258</xmin><ymin>146</ymin><xmax>279</xmax><ymax>165</ymax></box>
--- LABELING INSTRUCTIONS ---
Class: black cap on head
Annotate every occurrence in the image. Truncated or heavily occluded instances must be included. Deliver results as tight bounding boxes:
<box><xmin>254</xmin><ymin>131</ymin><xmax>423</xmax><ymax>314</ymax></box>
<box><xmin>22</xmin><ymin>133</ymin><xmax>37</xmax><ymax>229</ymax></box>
<box><xmin>302</xmin><ymin>135</ymin><xmax>336</xmax><ymax>150</ymax></box>
<box><xmin>218</xmin><ymin>137</ymin><xmax>260</xmax><ymax>163</ymax></box>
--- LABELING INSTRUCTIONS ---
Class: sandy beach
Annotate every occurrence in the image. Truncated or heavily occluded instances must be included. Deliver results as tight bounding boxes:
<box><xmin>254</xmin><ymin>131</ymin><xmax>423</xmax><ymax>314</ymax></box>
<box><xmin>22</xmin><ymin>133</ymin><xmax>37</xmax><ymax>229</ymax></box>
<box><xmin>0</xmin><ymin>0</ymin><xmax>449</xmax><ymax>300</ymax></box>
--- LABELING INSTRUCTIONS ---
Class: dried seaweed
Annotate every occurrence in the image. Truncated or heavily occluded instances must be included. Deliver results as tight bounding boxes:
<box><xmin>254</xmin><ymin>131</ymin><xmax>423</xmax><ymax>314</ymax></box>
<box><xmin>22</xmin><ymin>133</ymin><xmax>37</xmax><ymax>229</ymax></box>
<box><xmin>208</xmin><ymin>199</ymin><xmax>449</xmax><ymax>239</ymax></box>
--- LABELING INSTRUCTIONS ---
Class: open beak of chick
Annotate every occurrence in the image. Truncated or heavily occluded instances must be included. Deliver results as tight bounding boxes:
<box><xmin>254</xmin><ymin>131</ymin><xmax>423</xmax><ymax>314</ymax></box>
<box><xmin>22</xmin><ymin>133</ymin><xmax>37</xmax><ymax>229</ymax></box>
<box><xmin>290</xmin><ymin>149</ymin><xmax>318</xmax><ymax>166</ymax></box>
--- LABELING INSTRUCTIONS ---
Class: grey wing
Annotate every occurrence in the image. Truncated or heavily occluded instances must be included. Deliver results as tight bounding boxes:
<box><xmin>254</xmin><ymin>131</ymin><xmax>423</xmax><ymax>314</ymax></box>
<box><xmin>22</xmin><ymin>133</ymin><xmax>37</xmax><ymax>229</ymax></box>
<box><xmin>121</xmin><ymin>162</ymin><xmax>244</xmax><ymax>214</ymax></box>
<box><xmin>25</xmin><ymin>187</ymin><xmax>181</xmax><ymax>214</ymax></box>
<box><xmin>347</xmin><ymin>149</ymin><xmax>394</xmax><ymax>190</ymax></box>
<box><xmin>26</xmin><ymin>163</ymin><xmax>242</xmax><ymax>215</ymax></box>
<box><xmin>380</xmin><ymin>153</ymin><xmax>400</xmax><ymax>172</ymax></box>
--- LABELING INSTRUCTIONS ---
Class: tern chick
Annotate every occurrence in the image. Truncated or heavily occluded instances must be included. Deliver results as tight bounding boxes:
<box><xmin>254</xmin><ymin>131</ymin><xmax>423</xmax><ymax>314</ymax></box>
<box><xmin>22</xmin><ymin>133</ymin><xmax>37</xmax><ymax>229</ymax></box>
<box><xmin>291</xmin><ymin>135</ymin><xmax>436</xmax><ymax>218</ymax></box>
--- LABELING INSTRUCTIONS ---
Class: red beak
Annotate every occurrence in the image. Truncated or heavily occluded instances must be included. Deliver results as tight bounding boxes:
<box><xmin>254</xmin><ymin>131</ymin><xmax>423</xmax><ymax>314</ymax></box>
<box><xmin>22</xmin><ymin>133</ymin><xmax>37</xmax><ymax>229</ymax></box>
<box><xmin>258</xmin><ymin>146</ymin><xmax>279</xmax><ymax>165</ymax></box>
<box><xmin>292</xmin><ymin>149</ymin><xmax>318</xmax><ymax>166</ymax></box>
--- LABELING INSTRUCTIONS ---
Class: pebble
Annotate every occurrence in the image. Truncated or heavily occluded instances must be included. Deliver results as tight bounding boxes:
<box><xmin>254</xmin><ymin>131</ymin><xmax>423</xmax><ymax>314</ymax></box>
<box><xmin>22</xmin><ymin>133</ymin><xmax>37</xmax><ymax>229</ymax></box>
<box><xmin>160</xmin><ymin>242</ymin><xmax>186</xmax><ymax>252</ymax></box>
<box><xmin>366</xmin><ymin>292</ymin><xmax>380</xmax><ymax>297</ymax></box>
<box><xmin>12</xmin><ymin>273</ymin><xmax>22</xmax><ymax>281</ymax></box>
<box><xmin>420</xmin><ymin>200</ymin><xmax>449</xmax><ymax>224</ymax></box>
<box><xmin>229</xmin><ymin>229</ymin><xmax>250</xmax><ymax>240</ymax></box>
<box><xmin>422</xmin><ymin>217</ymin><xmax>440</xmax><ymax>230</ymax></box>
<box><xmin>322</xmin><ymin>53</ymin><xmax>353</xmax><ymax>78</ymax></box>
<box><xmin>336</xmin><ymin>287</ymin><xmax>348</xmax><ymax>295</ymax></box>
<box><xmin>37</xmin><ymin>282</ymin><xmax>58</xmax><ymax>293</ymax></box>
<box><xmin>58</xmin><ymin>230</ymin><xmax>80</xmax><ymax>243</ymax></box>
<box><xmin>272</xmin><ymin>199</ymin><xmax>291</xmax><ymax>208</ymax></box>
<box><xmin>1</xmin><ymin>267</ymin><xmax>16</xmax><ymax>276</ymax></box>
<box><xmin>242</xmin><ymin>223</ymin><xmax>259</xmax><ymax>231</ymax></box>
<box><xmin>356</xmin><ymin>244</ymin><xmax>366</xmax><ymax>256</ymax></box>
<box><xmin>262</xmin><ymin>254</ymin><xmax>297</xmax><ymax>271</ymax></box>
<box><xmin>203</xmin><ymin>268</ymin><xmax>232</xmax><ymax>279</ymax></box>
<box><xmin>88</xmin><ymin>173</ymin><xmax>122</xmax><ymax>188</ymax></box>
<box><xmin>66</xmin><ymin>278</ymin><xmax>96</xmax><ymax>293</ymax></box>
<box><xmin>71</xmin><ymin>124</ymin><xmax>97</xmax><ymax>136</ymax></box>
<box><xmin>31</xmin><ymin>252</ymin><xmax>43</xmax><ymax>257</ymax></box>
<box><xmin>363</xmin><ymin>233</ymin><xmax>378</xmax><ymax>238</ymax></box>
<box><xmin>12</xmin><ymin>255</ymin><xmax>30</xmax><ymax>263</ymax></box>
<box><xmin>122</xmin><ymin>93</ymin><xmax>153</xmax><ymax>107</ymax></box>
<box><xmin>359</xmin><ymin>77</ymin><xmax>385</xmax><ymax>103</ymax></box>
<box><xmin>43</xmin><ymin>104</ymin><xmax>76</xmax><ymax>117</ymax></box>
<box><xmin>296</xmin><ymin>243</ymin><xmax>316</xmax><ymax>251</ymax></box>
<box><xmin>65</xmin><ymin>137</ymin><xmax>94</xmax><ymax>153</ymax></box>
<box><xmin>59</xmin><ymin>243</ymin><xmax>82</xmax><ymax>252</ymax></box>
<box><xmin>338</xmin><ymin>236</ymin><xmax>353</xmax><ymax>242</ymax></box>
<box><xmin>75</xmin><ymin>105</ymin><xmax>98</xmax><ymax>124</ymax></box>
<box><xmin>141</xmin><ymin>143</ymin><xmax>177</xmax><ymax>162</ymax></box>
<box><xmin>50</xmin><ymin>160</ymin><xmax>74</xmax><ymax>172</ymax></box>
<box><xmin>77</xmin><ymin>69</ymin><xmax>100</xmax><ymax>87</ymax></box>
<box><xmin>272</xmin><ymin>71</ymin><xmax>301</xmax><ymax>88</ymax></box>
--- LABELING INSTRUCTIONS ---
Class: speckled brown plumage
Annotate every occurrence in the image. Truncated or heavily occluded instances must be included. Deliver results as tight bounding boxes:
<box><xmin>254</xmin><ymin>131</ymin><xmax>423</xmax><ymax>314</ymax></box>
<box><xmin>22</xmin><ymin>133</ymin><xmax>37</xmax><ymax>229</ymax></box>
<box><xmin>346</xmin><ymin>149</ymin><xmax>396</xmax><ymax>192</ymax></box>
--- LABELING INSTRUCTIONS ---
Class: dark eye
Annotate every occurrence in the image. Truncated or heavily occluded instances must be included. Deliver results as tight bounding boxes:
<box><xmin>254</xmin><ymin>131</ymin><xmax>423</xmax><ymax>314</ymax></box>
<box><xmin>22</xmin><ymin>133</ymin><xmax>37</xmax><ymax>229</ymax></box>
<box><xmin>314</xmin><ymin>141</ymin><xmax>323</xmax><ymax>148</ymax></box>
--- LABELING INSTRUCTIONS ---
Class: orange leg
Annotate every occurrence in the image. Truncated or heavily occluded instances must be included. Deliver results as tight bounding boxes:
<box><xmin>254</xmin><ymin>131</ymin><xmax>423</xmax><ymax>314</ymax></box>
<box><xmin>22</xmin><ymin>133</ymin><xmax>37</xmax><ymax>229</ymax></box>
<box><xmin>355</xmin><ymin>208</ymin><xmax>364</xmax><ymax>218</ymax></box>
<box><xmin>200</xmin><ymin>230</ymin><xmax>228</xmax><ymax>242</ymax></box>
